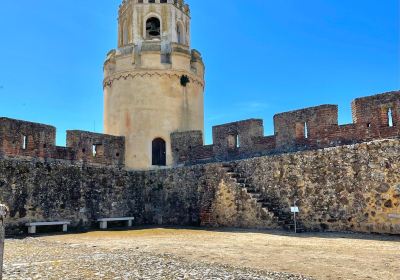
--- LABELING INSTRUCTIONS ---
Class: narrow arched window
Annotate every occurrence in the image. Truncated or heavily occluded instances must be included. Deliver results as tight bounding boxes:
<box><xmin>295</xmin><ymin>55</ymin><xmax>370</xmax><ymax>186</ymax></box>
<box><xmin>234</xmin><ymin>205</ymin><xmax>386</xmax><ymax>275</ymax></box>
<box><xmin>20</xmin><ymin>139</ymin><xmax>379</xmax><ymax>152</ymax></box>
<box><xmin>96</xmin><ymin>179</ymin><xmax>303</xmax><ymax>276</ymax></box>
<box><xmin>146</xmin><ymin>17</ymin><xmax>161</xmax><ymax>39</ymax></box>
<box><xmin>122</xmin><ymin>20</ymin><xmax>128</xmax><ymax>45</ymax></box>
<box><xmin>177</xmin><ymin>23</ymin><xmax>184</xmax><ymax>44</ymax></box>
<box><xmin>152</xmin><ymin>138</ymin><xmax>166</xmax><ymax>166</ymax></box>
<box><xmin>388</xmin><ymin>108</ymin><xmax>394</xmax><ymax>127</ymax></box>
<box><xmin>304</xmin><ymin>122</ymin><xmax>309</xmax><ymax>139</ymax></box>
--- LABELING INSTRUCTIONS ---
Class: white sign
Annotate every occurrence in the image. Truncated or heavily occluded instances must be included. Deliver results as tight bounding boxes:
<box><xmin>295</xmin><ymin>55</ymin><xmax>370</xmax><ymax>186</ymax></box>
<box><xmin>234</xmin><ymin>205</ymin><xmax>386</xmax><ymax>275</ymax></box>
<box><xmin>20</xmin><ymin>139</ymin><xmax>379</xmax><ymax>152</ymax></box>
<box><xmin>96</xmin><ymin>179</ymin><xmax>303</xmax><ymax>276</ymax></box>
<box><xmin>291</xmin><ymin>207</ymin><xmax>299</xmax><ymax>213</ymax></box>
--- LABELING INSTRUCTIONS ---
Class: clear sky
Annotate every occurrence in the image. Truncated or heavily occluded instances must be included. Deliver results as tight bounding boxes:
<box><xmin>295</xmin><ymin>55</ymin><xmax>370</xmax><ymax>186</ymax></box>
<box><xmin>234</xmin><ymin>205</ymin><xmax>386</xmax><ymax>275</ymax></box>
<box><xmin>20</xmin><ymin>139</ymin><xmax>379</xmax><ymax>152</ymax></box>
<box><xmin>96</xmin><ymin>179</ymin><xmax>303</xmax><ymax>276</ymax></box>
<box><xmin>0</xmin><ymin>0</ymin><xmax>399</xmax><ymax>145</ymax></box>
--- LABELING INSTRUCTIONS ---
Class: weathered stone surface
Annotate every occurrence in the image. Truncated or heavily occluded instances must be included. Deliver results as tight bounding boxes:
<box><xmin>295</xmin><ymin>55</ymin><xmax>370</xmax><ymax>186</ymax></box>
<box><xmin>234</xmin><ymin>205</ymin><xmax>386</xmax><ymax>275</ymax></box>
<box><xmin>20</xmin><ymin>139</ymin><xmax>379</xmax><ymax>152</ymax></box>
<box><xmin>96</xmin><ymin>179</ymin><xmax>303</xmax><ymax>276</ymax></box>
<box><xmin>0</xmin><ymin>138</ymin><xmax>399</xmax><ymax>235</ymax></box>
<box><xmin>0</xmin><ymin>158</ymin><xmax>271</xmax><ymax>234</ymax></box>
<box><xmin>172</xmin><ymin>91</ymin><xmax>400</xmax><ymax>166</ymax></box>
<box><xmin>233</xmin><ymin>139</ymin><xmax>400</xmax><ymax>234</ymax></box>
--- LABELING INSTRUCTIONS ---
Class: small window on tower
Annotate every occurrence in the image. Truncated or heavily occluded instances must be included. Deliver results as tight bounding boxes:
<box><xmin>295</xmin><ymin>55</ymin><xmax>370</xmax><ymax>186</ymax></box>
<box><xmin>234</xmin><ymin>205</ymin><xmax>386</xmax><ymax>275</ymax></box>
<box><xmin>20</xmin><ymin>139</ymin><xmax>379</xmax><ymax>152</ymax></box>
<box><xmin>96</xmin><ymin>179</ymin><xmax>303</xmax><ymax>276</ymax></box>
<box><xmin>177</xmin><ymin>23</ymin><xmax>184</xmax><ymax>44</ymax></box>
<box><xmin>146</xmin><ymin>17</ymin><xmax>161</xmax><ymax>39</ymax></box>
<box><xmin>122</xmin><ymin>20</ymin><xmax>128</xmax><ymax>45</ymax></box>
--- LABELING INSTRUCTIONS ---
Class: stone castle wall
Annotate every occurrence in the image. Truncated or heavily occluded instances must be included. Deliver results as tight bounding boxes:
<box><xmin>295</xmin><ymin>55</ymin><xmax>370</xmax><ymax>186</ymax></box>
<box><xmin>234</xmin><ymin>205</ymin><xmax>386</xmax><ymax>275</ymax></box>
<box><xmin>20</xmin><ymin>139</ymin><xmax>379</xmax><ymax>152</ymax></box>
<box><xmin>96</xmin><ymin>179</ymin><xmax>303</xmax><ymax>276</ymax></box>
<box><xmin>0</xmin><ymin>118</ymin><xmax>125</xmax><ymax>167</ymax></box>
<box><xmin>0</xmin><ymin>138</ymin><xmax>399</xmax><ymax>235</ymax></box>
<box><xmin>1</xmin><ymin>91</ymin><xmax>398</xmax><ymax>170</ymax></box>
<box><xmin>0</xmin><ymin>157</ymin><xmax>261</xmax><ymax>234</ymax></box>
<box><xmin>232</xmin><ymin>139</ymin><xmax>400</xmax><ymax>234</ymax></box>
<box><xmin>172</xmin><ymin>91</ymin><xmax>400</xmax><ymax>164</ymax></box>
<box><xmin>0</xmin><ymin>90</ymin><xmax>399</xmax><ymax>234</ymax></box>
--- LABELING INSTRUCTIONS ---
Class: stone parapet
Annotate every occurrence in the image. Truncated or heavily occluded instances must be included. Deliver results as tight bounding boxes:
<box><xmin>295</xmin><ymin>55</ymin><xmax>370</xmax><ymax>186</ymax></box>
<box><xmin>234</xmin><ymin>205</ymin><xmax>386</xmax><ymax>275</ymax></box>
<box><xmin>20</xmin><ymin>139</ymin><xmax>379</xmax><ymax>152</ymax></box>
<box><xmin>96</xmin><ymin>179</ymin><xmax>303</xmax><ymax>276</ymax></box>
<box><xmin>172</xmin><ymin>90</ymin><xmax>400</xmax><ymax>164</ymax></box>
<box><xmin>0</xmin><ymin>118</ymin><xmax>125</xmax><ymax>167</ymax></box>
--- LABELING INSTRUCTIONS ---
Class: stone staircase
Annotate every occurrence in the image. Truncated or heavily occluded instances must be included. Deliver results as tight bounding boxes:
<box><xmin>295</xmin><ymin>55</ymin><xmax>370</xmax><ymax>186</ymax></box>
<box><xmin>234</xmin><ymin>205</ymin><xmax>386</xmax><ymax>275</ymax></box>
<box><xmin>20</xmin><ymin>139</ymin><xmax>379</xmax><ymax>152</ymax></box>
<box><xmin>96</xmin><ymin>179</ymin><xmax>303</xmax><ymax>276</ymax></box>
<box><xmin>221</xmin><ymin>162</ymin><xmax>304</xmax><ymax>232</ymax></box>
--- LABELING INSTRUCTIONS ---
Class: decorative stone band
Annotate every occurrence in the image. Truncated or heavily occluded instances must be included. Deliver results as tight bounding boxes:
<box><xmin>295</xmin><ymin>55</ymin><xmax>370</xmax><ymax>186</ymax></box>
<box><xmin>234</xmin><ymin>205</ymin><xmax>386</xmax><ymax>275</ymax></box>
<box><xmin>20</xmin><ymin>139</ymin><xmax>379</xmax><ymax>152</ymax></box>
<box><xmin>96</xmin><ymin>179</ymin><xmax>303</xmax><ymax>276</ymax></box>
<box><xmin>103</xmin><ymin>70</ymin><xmax>205</xmax><ymax>89</ymax></box>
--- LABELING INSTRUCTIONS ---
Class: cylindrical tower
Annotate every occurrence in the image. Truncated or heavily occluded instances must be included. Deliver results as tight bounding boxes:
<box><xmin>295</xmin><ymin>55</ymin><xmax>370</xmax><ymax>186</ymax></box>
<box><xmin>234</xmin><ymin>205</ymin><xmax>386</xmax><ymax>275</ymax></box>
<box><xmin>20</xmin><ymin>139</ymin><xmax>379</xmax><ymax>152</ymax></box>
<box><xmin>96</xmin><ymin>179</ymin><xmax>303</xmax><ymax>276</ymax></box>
<box><xmin>104</xmin><ymin>0</ymin><xmax>205</xmax><ymax>170</ymax></box>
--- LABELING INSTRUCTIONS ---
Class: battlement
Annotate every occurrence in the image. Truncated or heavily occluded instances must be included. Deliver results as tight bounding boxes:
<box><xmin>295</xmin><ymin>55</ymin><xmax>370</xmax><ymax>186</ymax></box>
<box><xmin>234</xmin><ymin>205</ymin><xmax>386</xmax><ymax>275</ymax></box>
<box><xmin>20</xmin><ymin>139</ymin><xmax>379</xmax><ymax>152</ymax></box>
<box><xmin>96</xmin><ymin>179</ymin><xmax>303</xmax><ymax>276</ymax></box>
<box><xmin>2</xmin><ymin>91</ymin><xmax>398</xmax><ymax>168</ymax></box>
<box><xmin>0</xmin><ymin>118</ymin><xmax>125</xmax><ymax>167</ymax></box>
<box><xmin>171</xmin><ymin>90</ymin><xmax>400</xmax><ymax>164</ymax></box>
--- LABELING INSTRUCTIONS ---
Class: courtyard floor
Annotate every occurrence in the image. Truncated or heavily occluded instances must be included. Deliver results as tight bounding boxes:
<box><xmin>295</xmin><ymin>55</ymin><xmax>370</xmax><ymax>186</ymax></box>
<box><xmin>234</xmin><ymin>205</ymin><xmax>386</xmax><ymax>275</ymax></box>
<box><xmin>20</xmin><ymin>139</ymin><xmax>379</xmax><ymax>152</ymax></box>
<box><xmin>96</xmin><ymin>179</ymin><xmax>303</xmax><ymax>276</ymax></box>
<box><xmin>3</xmin><ymin>227</ymin><xmax>399</xmax><ymax>280</ymax></box>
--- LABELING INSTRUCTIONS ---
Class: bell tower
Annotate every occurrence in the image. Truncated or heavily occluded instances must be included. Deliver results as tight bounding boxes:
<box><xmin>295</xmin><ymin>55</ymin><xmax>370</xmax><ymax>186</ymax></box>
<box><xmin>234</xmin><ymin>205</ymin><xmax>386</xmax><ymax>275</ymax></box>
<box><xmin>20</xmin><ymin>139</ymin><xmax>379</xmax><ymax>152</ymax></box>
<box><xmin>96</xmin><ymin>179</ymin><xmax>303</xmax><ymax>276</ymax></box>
<box><xmin>104</xmin><ymin>0</ymin><xmax>205</xmax><ymax>170</ymax></box>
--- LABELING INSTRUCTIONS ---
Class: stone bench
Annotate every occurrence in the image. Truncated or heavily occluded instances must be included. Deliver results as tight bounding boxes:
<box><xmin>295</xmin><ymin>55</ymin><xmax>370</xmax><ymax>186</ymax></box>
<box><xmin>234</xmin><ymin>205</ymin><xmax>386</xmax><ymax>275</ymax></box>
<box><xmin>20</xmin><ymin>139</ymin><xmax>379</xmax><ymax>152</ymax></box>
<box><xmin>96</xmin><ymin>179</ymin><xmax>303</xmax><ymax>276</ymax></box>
<box><xmin>97</xmin><ymin>217</ymin><xmax>135</xmax><ymax>229</ymax></box>
<box><xmin>25</xmin><ymin>221</ymin><xmax>71</xmax><ymax>234</ymax></box>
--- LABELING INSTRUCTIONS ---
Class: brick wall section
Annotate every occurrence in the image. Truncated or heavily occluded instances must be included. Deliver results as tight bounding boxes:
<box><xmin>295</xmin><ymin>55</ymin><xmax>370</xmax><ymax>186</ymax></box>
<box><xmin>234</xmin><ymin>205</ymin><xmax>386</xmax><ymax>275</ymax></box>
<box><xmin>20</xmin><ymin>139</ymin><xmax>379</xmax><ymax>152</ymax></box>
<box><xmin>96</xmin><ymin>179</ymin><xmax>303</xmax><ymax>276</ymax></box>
<box><xmin>171</xmin><ymin>131</ymin><xmax>203</xmax><ymax>164</ymax></box>
<box><xmin>1</xmin><ymin>91</ymin><xmax>399</xmax><ymax>167</ymax></box>
<box><xmin>66</xmin><ymin>131</ymin><xmax>125</xmax><ymax>166</ymax></box>
<box><xmin>172</xmin><ymin>90</ymin><xmax>400</xmax><ymax>165</ymax></box>
<box><xmin>0</xmin><ymin>118</ymin><xmax>56</xmax><ymax>158</ymax></box>
<box><xmin>0</xmin><ymin>118</ymin><xmax>125</xmax><ymax>167</ymax></box>
<box><xmin>273</xmin><ymin>105</ymin><xmax>339</xmax><ymax>150</ymax></box>
<box><xmin>212</xmin><ymin>119</ymin><xmax>264</xmax><ymax>160</ymax></box>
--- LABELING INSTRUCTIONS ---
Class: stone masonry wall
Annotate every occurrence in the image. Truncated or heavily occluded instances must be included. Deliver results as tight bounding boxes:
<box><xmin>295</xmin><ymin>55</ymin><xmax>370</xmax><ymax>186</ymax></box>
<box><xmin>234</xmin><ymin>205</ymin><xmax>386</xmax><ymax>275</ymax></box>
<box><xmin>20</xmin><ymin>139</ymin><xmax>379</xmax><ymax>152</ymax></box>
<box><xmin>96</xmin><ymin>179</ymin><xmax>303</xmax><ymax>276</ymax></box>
<box><xmin>0</xmin><ymin>138</ymin><xmax>399</xmax><ymax>235</ymax></box>
<box><xmin>0</xmin><ymin>158</ymin><xmax>271</xmax><ymax>235</ymax></box>
<box><xmin>233</xmin><ymin>139</ymin><xmax>400</xmax><ymax>234</ymax></box>
<box><xmin>0</xmin><ymin>118</ymin><xmax>125</xmax><ymax>167</ymax></box>
<box><xmin>172</xmin><ymin>91</ymin><xmax>400</xmax><ymax>164</ymax></box>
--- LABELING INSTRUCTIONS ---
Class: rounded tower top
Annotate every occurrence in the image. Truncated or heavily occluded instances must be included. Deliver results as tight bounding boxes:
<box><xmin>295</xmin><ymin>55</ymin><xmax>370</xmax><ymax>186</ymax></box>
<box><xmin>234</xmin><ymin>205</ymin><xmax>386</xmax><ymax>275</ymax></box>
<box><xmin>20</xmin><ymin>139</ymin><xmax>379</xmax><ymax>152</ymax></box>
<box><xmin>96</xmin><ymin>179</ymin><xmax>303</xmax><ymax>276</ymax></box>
<box><xmin>118</xmin><ymin>0</ymin><xmax>191</xmax><ymax>48</ymax></box>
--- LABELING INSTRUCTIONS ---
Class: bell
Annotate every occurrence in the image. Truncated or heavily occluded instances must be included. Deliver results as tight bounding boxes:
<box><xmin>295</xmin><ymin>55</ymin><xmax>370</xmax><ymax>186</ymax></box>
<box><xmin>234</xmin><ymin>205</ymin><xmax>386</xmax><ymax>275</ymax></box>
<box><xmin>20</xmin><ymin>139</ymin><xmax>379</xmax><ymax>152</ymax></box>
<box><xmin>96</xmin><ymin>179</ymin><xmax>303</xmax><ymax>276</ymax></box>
<box><xmin>147</xmin><ymin>22</ymin><xmax>160</xmax><ymax>36</ymax></box>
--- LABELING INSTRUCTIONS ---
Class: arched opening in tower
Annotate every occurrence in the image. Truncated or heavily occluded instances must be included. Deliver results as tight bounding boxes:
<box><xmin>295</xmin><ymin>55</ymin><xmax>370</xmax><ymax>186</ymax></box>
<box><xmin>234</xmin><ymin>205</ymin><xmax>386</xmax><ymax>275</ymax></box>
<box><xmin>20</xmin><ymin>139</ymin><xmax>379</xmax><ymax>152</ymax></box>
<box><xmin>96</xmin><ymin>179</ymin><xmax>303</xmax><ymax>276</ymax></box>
<box><xmin>146</xmin><ymin>17</ymin><xmax>161</xmax><ymax>39</ymax></box>
<box><xmin>122</xmin><ymin>19</ymin><xmax>128</xmax><ymax>45</ymax></box>
<box><xmin>177</xmin><ymin>23</ymin><xmax>184</xmax><ymax>44</ymax></box>
<box><xmin>152</xmin><ymin>138</ymin><xmax>166</xmax><ymax>166</ymax></box>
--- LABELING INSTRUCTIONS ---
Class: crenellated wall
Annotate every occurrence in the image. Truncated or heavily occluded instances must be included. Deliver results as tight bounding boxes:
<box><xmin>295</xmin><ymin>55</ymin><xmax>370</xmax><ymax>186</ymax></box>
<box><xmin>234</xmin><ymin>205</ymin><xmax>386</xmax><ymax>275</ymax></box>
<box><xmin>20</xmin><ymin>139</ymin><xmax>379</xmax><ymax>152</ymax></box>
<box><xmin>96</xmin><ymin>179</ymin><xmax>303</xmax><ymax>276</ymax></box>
<box><xmin>0</xmin><ymin>118</ymin><xmax>125</xmax><ymax>167</ymax></box>
<box><xmin>172</xmin><ymin>91</ymin><xmax>400</xmax><ymax>164</ymax></box>
<box><xmin>0</xmin><ymin>138</ymin><xmax>399</xmax><ymax>235</ymax></box>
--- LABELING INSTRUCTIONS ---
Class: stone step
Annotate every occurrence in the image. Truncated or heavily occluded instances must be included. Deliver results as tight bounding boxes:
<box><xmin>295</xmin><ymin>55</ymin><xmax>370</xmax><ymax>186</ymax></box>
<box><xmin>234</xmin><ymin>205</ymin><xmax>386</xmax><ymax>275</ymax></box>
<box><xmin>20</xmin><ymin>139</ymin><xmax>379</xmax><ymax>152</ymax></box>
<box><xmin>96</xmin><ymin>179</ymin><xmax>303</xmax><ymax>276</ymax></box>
<box><xmin>262</xmin><ymin>204</ymin><xmax>281</xmax><ymax>209</ymax></box>
<box><xmin>226</xmin><ymin>172</ymin><xmax>240</xmax><ymax>178</ymax></box>
<box><xmin>246</xmin><ymin>188</ymin><xmax>258</xmax><ymax>193</ymax></box>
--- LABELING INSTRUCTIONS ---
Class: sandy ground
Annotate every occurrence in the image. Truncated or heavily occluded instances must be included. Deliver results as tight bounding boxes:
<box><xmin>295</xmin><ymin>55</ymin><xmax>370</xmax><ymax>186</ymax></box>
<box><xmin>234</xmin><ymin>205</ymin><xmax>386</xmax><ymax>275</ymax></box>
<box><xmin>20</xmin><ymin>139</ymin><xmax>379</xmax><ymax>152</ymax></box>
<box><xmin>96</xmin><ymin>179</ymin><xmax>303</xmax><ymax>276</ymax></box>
<box><xmin>4</xmin><ymin>227</ymin><xmax>400</xmax><ymax>280</ymax></box>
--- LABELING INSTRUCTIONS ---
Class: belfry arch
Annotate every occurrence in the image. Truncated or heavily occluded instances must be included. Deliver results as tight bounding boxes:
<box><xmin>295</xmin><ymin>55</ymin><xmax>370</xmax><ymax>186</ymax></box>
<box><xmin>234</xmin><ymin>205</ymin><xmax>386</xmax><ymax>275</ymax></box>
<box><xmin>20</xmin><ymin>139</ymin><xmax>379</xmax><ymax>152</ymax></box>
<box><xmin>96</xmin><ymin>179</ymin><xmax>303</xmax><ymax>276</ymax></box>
<box><xmin>145</xmin><ymin>16</ymin><xmax>161</xmax><ymax>39</ymax></box>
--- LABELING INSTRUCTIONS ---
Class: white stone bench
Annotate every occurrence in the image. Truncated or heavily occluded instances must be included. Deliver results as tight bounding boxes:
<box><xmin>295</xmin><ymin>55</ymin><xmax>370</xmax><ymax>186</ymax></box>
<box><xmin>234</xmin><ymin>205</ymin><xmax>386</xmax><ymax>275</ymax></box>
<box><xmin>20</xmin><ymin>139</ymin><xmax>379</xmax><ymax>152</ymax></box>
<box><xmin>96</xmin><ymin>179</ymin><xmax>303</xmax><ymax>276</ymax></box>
<box><xmin>97</xmin><ymin>217</ymin><xmax>135</xmax><ymax>229</ymax></box>
<box><xmin>25</xmin><ymin>221</ymin><xmax>71</xmax><ymax>234</ymax></box>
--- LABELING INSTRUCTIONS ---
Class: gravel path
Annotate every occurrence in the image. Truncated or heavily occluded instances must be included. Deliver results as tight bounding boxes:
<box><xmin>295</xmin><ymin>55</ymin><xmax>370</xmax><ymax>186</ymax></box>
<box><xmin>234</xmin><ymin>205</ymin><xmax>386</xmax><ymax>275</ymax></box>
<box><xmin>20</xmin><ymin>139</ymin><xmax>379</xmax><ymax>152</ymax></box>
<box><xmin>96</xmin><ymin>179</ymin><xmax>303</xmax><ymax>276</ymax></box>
<box><xmin>4</xmin><ymin>238</ymin><xmax>312</xmax><ymax>280</ymax></box>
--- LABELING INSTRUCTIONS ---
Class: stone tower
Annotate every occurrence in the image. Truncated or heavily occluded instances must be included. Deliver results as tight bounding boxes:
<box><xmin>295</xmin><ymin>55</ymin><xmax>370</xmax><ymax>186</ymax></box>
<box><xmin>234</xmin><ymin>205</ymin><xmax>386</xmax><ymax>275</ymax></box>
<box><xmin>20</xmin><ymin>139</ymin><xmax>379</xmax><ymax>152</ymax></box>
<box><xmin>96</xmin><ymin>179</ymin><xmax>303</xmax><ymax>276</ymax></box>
<box><xmin>103</xmin><ymin>0</ymin><xmax>205</xmax><ymax>170</ymax></box>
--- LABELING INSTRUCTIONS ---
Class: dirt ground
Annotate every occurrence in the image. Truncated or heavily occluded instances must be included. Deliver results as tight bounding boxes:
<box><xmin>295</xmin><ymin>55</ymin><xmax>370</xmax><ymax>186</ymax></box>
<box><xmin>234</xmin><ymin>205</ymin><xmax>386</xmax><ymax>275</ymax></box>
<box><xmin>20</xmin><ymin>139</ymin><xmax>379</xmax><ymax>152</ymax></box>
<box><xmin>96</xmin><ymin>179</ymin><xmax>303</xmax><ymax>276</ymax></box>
<box><xmin>5</xmin><ymin>227</ymin><xmax>400</xmax><ymax>280</ymax></box>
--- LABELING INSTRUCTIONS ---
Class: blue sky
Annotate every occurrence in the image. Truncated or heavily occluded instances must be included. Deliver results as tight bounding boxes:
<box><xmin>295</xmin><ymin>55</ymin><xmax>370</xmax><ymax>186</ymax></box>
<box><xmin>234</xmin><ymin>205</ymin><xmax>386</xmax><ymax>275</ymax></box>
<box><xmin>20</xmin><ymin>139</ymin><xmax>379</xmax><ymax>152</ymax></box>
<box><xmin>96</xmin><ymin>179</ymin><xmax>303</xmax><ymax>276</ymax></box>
<box><xmin>0</xmin><ymin>0</ymin><xmax>398</xmax><ymax>145</ymax></box>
